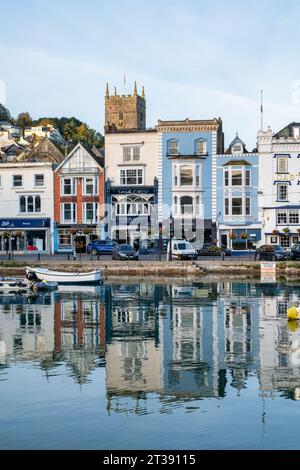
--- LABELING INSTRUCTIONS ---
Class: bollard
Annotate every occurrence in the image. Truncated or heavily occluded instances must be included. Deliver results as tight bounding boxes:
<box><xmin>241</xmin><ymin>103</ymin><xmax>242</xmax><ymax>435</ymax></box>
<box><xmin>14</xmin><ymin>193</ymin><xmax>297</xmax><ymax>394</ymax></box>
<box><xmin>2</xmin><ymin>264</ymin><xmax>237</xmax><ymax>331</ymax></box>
<box><xmin>67</xmin><ymin>254</ymin><xmax>70</xmax><ymax>261</ymax></box>
<box><xmin>38</xmin><ymin>253</ymin><xmax>40</xmax><ymax>261</ymax></box>
<box><xmin>222</xmin><ymin>252</ymin><xmax>225</xmax><ymax>261</ymax></box>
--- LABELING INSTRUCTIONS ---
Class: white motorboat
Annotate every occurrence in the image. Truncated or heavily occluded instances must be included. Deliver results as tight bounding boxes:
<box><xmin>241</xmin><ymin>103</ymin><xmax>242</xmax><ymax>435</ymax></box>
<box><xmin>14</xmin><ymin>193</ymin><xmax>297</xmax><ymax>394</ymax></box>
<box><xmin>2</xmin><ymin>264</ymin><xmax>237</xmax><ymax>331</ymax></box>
<box><xmin>25</xmin><ymin>267</ymin><xmax>102</xmax><ymax>285</ymax></box>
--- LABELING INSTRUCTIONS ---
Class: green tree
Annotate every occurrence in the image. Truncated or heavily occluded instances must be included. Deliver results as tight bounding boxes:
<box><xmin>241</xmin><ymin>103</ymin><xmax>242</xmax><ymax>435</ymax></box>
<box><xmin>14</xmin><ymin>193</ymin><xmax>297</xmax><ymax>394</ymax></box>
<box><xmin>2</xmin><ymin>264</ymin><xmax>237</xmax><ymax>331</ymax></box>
<box><xmin>63</xmin><ymin>120</ymin><xmax>79</xmax><ymax>141</ymax></box>
<box><xmin>16</xmin><ymin>112</ymin><xmax>33</xmax><ymax>134</ymax></box>
<box><xmin>0</xmin><ymin>103</ymin><xmax>12</xmax><ymax>122</ymax></box>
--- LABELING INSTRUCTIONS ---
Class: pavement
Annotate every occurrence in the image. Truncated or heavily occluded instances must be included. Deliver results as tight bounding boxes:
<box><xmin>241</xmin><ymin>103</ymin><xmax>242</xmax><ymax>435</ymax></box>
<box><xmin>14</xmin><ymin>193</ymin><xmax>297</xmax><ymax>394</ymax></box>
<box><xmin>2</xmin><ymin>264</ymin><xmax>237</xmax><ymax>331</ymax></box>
<box><xmin>0</xmin><ymin>252</ymin><xmax>257</xmax><ymax>263</ymax></box>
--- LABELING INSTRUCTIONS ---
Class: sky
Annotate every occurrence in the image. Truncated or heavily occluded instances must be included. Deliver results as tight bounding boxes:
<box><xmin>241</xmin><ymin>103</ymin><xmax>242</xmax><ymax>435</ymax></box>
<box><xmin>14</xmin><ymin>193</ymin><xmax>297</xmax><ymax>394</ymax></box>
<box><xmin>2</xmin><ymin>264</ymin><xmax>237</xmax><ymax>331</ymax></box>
<box><xmin>1</xmin><ymin>0</ymin><xmax>300</xmax><ymax>148</ymax></box>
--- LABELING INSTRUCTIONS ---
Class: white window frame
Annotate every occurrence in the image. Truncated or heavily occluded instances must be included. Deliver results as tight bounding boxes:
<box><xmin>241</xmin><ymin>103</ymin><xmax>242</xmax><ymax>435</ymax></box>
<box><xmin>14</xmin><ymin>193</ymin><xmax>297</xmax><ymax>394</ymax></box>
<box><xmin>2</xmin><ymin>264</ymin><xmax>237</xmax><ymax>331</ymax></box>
<box><xmin>61</xmin><ymin>203</ymin><xmax>77</xmax><ymax>223</ymax></box>
<box><xmin>19</xmin><ymin>195</ymin><xmax>42</xmax><ymax>214</ymax></box>
<box><xmin>289</xmin><ymin>210</ymin><xmax>299</xmax><ymax>224</ymax></box>
<box><xmin>167</xmin><ymin>139</ymin><xmax>179</xmax><ymax>155</ymax></box>
<box><xmin>277</xmin><ymin>210</ymin><xmax>287</xmax><ymax>225</ymax></box>
<box><xmin>61</xmin><ymin>178</ymin><xmax>77</xmax><ymax>196</ymax></box>
<box><xmin>13</xmin><ymin>174</ymin><xmax>23</xmax><ymax>188</ymax></box>
<box><xmin>179</xmin><ymin>165</ymin><xmax>194</xmax><ymax>187</ymax></box>
<box><xmin>277</xmin><ymin>157</ymin><xmax>288</xmax><ymax>173</ymax></box>
<box><xmin>195</xmin><ymin>139</ymin><xmax>207</xmax><ymax>155</ymax></box>
<box><xmin>223</xmin><ymin>167</ymin><xmax>251</xmax><ymax>188</ymax></box>
<box><xmin>277</xmin><ymin>183</ymin><xmax>288</xmax><ymax>201</ymax></box>
<box><xmin>34</xmin><ymin>174</ymin><xmax>45</xmax><ymax>187</ymax></box>
<box><xmin>83</xmin><ymin>202</ymin><xmax>99</xmax><ymax>223</ymax></box>
<box><xmin>224</xmin><ymin>197</ymin><xmax>251</xmax><ymax>217</ymax></box>
<box><xmin>120</xmin><ymin>167</ymin><xmax>144</xmax><ymax>186</ymax></box>
<box><xmin>83</xmin><ymin>177</ymin><xmax>98</xmax><ymax>196</ymax></box>
<box><xmin>122</xmin><ymin>147</ymin><xmax>140</xmax><ymax>162</ymax></box>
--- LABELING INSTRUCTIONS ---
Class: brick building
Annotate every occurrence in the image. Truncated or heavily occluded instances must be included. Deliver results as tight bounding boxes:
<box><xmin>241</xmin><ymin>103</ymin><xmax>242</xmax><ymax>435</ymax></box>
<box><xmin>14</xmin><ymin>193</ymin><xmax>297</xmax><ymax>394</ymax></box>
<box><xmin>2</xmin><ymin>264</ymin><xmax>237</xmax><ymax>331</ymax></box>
<box><xmin>54</xmin><ymin>143</ymin><xmax>104</xmax><ymax>253</ymax></box>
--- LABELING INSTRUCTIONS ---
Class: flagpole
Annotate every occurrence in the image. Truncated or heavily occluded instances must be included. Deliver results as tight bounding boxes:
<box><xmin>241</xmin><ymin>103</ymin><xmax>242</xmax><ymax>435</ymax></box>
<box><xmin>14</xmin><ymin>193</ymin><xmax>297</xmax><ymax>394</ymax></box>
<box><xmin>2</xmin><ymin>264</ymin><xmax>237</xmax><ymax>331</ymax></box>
<box><xmin>260</xmin><ymin>90</ymin><xmax>264</xmax><ymax>131</ymax></box>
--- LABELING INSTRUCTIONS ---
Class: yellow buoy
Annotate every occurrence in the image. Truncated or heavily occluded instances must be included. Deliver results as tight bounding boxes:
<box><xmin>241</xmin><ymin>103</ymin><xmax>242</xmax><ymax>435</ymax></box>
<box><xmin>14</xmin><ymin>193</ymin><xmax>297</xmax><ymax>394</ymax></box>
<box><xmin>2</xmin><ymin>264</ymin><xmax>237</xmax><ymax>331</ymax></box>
<box><xmin>287</xmin><ymin>306</ymin><xmax>300</xmax><ymax>320</ymax></box>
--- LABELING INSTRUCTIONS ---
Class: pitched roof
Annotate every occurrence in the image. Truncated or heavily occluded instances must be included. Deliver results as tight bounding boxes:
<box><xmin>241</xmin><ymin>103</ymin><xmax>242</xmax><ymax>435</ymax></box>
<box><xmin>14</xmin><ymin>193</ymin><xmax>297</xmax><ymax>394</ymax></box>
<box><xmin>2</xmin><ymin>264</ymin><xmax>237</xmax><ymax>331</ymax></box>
<box><xmin>225</xmin><ymin>133</ymin><xmax>248</xmax><ymax>154</ymax></box>
<box><xmin>16</xmin><ymin>136</ymin><xmax>64</xmax><ymax>163</ymax></box>
<box><xmin>55</xmin><ymin>142</ymin><xmax>104</xmax><ymax>172</ymax></box>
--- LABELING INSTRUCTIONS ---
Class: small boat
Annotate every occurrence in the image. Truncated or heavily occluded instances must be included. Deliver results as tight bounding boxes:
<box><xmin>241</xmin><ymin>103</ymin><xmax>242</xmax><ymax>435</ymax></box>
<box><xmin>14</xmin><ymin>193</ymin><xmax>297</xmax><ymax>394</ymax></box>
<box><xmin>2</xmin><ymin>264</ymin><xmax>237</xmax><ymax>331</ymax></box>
<box><xmin>0</xmin><ymin>279</ymin><xmax>30</xmax><ymax>294</ymax></box>
<box><xmin>25</xmin><ymin>267</ymin><xmax>102</xmax><ymax>285</ymax></box>
<box><xmin>0</xmin><ymin>278</ymin><xmax>57</xmax><ymax>294</ymax></box>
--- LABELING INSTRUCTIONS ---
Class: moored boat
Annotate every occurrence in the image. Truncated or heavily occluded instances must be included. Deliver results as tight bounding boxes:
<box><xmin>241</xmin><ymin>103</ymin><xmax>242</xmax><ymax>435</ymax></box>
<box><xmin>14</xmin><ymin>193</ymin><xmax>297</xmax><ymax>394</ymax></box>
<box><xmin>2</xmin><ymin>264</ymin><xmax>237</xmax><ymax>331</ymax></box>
<box><xmin>25</xmin><ymin>267</ymin><xmax>102</xmax><ymax>285</ymax></box>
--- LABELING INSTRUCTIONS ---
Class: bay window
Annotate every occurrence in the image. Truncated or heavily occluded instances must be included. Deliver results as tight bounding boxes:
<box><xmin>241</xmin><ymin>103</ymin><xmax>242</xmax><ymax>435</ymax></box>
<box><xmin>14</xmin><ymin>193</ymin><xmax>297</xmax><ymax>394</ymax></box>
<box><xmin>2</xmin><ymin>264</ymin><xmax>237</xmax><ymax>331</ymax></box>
<box><xmin>120</xmin><ymin>168</ymin><xmax>143</xmax><ymax>185</ymax></box>
<box><xmin>231</xmin><ymin>170</ymin><xmax>243</xmax><ymax>186</ymax></box>
<box><xmin>180</xmin><ymin>166</ymin><xmax>193</xmax><ymax>186</ymax></box>
<box><xmin>232</xmin><ymin>198</ymin><xmax>243</xmax><ymax>215</ymax></box>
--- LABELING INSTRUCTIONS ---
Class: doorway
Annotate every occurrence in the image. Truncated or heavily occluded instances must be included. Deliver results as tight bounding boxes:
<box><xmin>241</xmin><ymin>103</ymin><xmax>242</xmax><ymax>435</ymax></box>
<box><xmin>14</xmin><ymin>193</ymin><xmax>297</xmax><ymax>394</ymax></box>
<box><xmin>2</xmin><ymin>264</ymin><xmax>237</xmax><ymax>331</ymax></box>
<box><xmin>221</xmin><ymin>234</ymin><xmax>227</xmax><ymax>248</ymax></box>
<box><xmin>75</xmin><ymin>235</ymin><xmax>87</xmax><ymax>253</ymax></box>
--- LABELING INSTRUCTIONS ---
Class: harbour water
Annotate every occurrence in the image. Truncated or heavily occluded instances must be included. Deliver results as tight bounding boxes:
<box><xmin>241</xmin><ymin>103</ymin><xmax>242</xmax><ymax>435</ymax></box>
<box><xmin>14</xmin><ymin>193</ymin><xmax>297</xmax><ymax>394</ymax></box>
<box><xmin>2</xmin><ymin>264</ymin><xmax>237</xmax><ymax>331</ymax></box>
<box><xmin>1</xmin><ymin>281</ymin><xmax>300</xmax><ymax>450</ymax></box>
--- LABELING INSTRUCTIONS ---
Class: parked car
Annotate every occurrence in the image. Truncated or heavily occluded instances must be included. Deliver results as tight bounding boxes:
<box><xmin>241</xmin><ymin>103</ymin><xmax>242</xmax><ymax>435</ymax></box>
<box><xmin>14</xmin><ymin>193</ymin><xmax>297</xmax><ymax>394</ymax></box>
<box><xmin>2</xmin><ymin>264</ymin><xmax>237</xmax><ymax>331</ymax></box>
<box><xmin>167</xmin><ymin>240</ymin><xmax>198</xmax><ymax>260</ymax></box>
<box><xmin>197</xmin><ymin>243</ymin><xmax>231</xmax><ymax>256</ymax></box>
<box><xmin>112</xmin><ymin>244</ymin><xmax>139</xmax><ymax>260</ymax></box>
<box><xmin>254</xmin><ymin>244</ymin><xmax>290</xmax><ymax>261</ymax></box>
<box><xmin>291</xmin><ymin>244</ymin><xmax>300</xmax><ymax>260</ymax></box>
<box><xmin>87</xmin><ymin>239</ymin><xmax>117</xmax><ymax>255</ymax></box>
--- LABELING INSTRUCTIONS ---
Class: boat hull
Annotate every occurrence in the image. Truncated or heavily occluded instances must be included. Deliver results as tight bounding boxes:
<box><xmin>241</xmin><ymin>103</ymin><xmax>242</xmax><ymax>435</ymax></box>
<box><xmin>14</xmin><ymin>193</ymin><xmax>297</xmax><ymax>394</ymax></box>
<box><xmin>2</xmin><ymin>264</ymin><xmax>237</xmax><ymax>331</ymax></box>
<box><xmin>26</xmin><ymin>267</ymin><xmax>102</xmax><ymax>285</ymax></box>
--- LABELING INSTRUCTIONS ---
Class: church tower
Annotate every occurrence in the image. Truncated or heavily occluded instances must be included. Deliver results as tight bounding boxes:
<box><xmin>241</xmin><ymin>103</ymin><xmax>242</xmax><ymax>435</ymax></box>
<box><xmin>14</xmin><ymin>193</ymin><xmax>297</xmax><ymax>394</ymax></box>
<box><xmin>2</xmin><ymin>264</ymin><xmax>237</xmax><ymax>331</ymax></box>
<box><xmin>105</xmin><ymin>81</ymin><xmax>146</xmax><ymax>133</ymax></box>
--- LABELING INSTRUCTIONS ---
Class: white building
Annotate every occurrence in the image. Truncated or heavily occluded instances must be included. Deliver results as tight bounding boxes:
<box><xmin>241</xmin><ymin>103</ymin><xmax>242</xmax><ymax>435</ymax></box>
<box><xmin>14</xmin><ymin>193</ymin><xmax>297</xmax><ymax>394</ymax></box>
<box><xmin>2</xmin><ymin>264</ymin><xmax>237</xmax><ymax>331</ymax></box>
<box><xmin>105</xmin><ymin>130</ymin><xmax>158</xmax><ymax>246</ymax></box>
<box><xmin>258</xmin><ymin>123</ymin><xmax>300</xmax><ymax>247</ymax></box>
<box><xmin>0</xmin><ymin>162</ymin><xmax>55</xmax><ymax>253</ymax></box>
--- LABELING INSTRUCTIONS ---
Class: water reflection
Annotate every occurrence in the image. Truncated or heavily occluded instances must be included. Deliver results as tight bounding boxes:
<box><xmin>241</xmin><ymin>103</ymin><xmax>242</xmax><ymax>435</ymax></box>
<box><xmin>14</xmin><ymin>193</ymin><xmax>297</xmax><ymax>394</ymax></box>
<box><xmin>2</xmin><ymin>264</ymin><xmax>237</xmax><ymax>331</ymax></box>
<box><xmin>1</xmin><ymin>281</ymin><xmax>300</xmax><ymax>410</ymax></box>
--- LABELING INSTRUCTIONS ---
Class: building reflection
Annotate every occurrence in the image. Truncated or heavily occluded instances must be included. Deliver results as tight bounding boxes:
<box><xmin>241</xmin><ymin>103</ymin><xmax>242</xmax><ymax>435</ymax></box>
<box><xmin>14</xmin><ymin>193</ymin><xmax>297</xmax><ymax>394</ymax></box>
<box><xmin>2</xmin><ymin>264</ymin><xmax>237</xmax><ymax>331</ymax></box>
<box><xmin>1</xmin><ymin>281</ymin><xmax>300</xmax><ymax>405</ymax></box>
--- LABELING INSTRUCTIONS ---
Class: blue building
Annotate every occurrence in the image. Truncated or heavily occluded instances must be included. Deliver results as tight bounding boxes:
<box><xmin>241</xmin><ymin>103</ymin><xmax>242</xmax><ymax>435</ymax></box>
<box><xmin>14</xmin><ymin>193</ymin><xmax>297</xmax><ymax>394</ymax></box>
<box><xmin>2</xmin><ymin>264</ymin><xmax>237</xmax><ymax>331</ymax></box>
<box><xmin>216</xmin><ymin>134</ymin><xmax>262</xmax><ymax>250</ymax></box>
<box><xmin>156</xmin><ymin>119</ymin><xmax>224</xmax><ymax>244</ymax></box>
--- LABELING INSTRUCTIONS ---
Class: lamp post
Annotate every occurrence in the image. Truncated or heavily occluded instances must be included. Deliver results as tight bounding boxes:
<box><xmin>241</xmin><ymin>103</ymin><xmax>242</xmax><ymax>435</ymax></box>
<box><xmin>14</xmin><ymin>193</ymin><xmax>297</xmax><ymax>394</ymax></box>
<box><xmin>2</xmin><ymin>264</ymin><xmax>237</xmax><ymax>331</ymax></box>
<box><xmin>169</xmin><ymin>214</ymin><xmax>174</xmax><ymax>261</ymax></box>
<box><xmin>77</xmin><ymin>230</ymin><xmax>83</xmax><ymax>261</ymax></box>
<box><xmin>10</xmin><ymin>223</ymin><xmax>14</xmax><ymax>261</ymax></box>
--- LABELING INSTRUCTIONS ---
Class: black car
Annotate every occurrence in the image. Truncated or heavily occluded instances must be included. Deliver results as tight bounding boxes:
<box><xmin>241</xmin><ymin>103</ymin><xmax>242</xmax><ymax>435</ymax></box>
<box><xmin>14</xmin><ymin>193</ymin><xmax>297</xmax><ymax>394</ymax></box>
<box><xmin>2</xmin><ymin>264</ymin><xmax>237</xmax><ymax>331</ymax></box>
<box><xmin>254</xmin><ymin>244</ymin><xmax>290</xmax><ymax>261</ymax></box>
<box><xmin>291</xmin><ymin>244</ymin><xmax>300</xmax><ymax>260</ymax></box>
<box><xmin>112</xmin><ymin>244</ymin><xmax>139</xmax><ymax>260</ymax></box>
<box><xmin>197</xmin><ymin>243</ymin><xmax>231</xmax><ymax>256</ymax></box>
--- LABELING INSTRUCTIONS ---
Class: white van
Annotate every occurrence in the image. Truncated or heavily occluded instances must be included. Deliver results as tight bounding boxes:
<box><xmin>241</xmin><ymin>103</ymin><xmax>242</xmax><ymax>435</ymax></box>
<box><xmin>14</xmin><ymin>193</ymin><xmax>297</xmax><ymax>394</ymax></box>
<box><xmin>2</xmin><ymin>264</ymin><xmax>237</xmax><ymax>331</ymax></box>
<box><xmin>167</xmin><ymin>239</ymin><xmax>197</xmax><ymax>261</ymax></box>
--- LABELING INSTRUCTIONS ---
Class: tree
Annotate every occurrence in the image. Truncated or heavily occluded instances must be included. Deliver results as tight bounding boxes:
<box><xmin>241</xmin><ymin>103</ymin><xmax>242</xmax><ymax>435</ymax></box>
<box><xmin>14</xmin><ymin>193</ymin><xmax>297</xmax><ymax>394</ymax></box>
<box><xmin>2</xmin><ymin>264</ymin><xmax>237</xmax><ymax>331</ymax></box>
<box><xmin>0</xmin><ymin>103</ymin><xmax>12</xmax><ymax>122</ymax></box>
<box><xmin>16</xmin><ymin>112</ymin><xmax>33</xmax><ymax>133</ymax></box>
<box><xmin>63</xmin><ymin>120</ymin><xmax>79</xmax><ymax>141</ymax></box>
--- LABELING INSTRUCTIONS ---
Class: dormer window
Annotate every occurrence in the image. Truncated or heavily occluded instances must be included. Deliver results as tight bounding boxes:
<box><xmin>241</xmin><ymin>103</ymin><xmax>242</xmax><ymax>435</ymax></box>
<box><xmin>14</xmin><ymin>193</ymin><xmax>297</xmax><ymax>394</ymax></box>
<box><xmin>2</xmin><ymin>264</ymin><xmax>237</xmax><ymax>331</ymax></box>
<box><xmin>168</xmin><ymin>139</ymin><xmax>179</xmax><ymax>155</ymax></box>
<box><xmin>293</xmin><ymin>127</ymin><xmax>300</xmax><ymax>139</ymax></box>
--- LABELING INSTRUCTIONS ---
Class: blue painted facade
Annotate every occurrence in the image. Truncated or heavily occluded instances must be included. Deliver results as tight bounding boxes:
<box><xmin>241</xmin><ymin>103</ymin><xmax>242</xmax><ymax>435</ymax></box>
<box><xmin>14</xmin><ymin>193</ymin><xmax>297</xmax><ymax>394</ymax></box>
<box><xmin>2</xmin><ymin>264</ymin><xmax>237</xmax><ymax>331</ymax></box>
<box><xmin>216</xmin><ymin>148</ymin><xmax>262</xmax><ymax>250</ymax></box>
<box><xmin>160</xmin><ymin>131</ymin><xmax>213</xmax><ymax>219</ymax></box>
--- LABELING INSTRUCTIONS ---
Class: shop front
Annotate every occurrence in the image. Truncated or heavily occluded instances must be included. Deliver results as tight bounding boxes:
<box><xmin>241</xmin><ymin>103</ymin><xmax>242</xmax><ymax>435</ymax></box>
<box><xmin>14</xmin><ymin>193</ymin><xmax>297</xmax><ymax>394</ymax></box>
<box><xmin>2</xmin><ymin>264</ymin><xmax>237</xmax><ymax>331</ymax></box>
<box><xmin>219</xmin><ymin>227</ymin><xmax>261</xmax><ymax>251</ymax></box>
<box><xmin>55</xmin><ymin>224</ymin><xmax>100</xmax><ymax>253</ymax></box>
<box><xmin>0</xmin><ymin>218</ymin><xmax>51</xmax><ymax>254</ymax></box>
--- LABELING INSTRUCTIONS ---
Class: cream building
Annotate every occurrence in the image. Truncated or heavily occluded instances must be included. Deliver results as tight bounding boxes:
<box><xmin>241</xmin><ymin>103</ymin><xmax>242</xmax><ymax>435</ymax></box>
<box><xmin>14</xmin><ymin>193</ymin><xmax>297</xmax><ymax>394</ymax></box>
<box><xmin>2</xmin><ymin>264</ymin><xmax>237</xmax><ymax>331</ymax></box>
<box><xmin>258</xmin><ymin>123</ymin><xmax>300</xmax><ymax>247</ymax></box>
